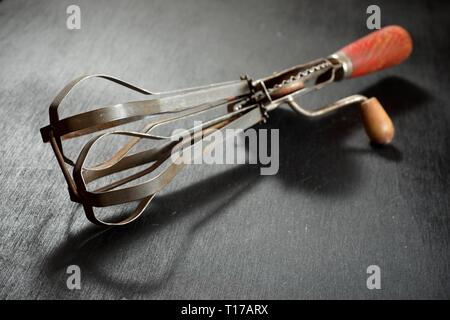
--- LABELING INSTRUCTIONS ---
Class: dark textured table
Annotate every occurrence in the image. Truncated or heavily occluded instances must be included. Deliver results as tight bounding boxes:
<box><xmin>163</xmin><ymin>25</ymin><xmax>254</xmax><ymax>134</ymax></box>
<box><xmin>0</xmin><ymin>0</ymin><xmax>449</xmax><ymax>299</ymax></box>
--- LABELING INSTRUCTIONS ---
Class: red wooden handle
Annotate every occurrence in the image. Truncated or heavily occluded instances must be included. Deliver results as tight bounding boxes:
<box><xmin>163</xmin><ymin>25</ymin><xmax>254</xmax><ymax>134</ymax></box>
<box><xmin>336</xmin><ymin>25</ymin><xmax>413</xmax><ymax>78</ymax></box>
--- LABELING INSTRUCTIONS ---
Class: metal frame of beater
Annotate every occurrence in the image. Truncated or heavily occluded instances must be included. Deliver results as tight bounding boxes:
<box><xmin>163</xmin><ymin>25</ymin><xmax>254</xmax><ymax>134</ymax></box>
<box><xmin>40</xmin><ymin>53</ymin><xmax>392</xmax><ymax>226</ymax></box>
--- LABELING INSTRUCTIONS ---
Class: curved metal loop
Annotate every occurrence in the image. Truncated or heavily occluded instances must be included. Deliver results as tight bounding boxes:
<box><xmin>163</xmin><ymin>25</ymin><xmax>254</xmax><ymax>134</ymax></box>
<box><xmin>70</xmin><ymin>106</ymin><xmax>263</xmax><ymax>226</ymax></box>
<box><xmin>49</xmin><ymin>74</ymin><xmax>155</xmax><ymax>122</ymax></box>
<box><xmin>42</xmin><ymin>74</ymin><xmax>256</xmax><ymax>226</ymax></box>
<box><xmin>83</xmin><ymin>194</ymin><xmax>156</xmax><ymax>226</ymax></box>
<box><xmin>47</xmin><ymin>74</ymin><xmax>157</xmax><ymax>166</ymax></box>
<box><xmin>44</xmin><ymin>74</ymin><xmax>249</xmax><ymax>166</ymax></box>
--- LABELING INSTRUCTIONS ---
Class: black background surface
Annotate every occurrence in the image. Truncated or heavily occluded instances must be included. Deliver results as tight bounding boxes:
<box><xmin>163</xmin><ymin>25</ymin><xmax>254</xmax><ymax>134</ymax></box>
<box><xmin>0</xmin><ymin>0</ymin><xmax>449</xmax><ymax>299</ymax></box>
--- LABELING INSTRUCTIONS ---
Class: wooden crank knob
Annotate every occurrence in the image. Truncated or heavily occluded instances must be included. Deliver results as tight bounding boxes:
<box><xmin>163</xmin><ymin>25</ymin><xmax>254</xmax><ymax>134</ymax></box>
<box><xmin>360</xmin><ymin>97</ymin><xmax>395</xmax><ymax>144</ymax></box>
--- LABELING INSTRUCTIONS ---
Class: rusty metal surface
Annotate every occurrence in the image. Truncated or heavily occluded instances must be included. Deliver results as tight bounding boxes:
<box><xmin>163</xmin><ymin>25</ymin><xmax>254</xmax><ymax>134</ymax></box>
<box><xmin>1</xmin><ymin>0</ymin><xmax>449</xmax><ymax>299</ymax></box>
